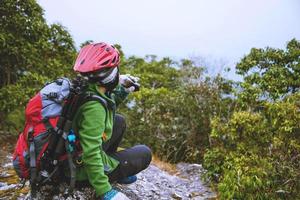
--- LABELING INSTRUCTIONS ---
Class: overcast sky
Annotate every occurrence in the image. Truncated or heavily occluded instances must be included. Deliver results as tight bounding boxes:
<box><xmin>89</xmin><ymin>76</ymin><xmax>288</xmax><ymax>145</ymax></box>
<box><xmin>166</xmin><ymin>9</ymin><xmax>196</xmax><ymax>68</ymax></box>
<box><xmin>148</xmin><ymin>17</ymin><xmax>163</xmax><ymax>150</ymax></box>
<box><xmin>38</xmin><ymin>0</ymin><xmax>300</xmax><ymax>79</ymax></box>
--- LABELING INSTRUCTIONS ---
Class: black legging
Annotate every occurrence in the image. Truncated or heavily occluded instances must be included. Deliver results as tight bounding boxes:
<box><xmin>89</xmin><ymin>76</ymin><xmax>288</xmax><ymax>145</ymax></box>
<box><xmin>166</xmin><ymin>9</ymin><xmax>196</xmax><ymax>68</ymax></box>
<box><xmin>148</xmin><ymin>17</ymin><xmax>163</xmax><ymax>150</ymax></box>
<box><xmin>102</xmin><ymin>114</ymin><xmax>152</xmax><ymax>183</ymax></box>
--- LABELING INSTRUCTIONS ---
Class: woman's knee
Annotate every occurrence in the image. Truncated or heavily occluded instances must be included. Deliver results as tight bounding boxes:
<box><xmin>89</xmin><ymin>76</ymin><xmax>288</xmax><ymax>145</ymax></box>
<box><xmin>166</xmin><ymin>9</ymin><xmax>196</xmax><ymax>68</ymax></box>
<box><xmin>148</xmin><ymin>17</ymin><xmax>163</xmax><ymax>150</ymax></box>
<box><xmin>110</xmin><ymin>144</ymin><xmax>152</xmax><ymax>178</ymax></box>
<box><xmin>134</xmin><ymin>144</ymin><xmax>152</xmax><ymax>168</ymax></box>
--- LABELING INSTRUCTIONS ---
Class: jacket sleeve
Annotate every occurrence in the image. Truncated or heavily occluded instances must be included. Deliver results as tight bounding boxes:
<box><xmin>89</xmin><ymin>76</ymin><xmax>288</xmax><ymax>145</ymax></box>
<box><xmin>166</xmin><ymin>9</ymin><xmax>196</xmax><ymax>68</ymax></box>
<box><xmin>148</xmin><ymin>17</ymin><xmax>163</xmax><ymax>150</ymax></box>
<box><xmin>77</xmin><ymin>101</ymin><xmax>111</xmax><ymax>196</ymax></box>
<box><xmin>111</xmin><ymin>85</ymin><xmax>129</xmax><ymax>107</ymax></box>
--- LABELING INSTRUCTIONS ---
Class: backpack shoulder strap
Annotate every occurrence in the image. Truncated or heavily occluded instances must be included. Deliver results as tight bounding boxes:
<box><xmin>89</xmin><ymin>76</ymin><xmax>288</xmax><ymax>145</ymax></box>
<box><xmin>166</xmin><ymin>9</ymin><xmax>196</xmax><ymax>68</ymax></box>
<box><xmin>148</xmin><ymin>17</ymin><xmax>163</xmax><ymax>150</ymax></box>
<box><xmin>82</xmin><ymin>93</ymin><xmax>108</xmax><ymax>110</ymax></box>
<box><xmin>81</xmin><ymin>93</ymin><xmax>109</xmax><ymax>126</ymax></box>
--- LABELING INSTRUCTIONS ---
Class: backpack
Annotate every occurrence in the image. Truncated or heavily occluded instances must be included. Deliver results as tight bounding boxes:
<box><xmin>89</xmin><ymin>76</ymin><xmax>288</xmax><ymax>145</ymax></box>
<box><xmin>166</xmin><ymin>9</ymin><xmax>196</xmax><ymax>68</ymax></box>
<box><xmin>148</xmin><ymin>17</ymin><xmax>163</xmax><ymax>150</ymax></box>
<box><xmin>12</xmin><ymin>77</ymin><xmax>108</xmax><ymax>193</ymax></box>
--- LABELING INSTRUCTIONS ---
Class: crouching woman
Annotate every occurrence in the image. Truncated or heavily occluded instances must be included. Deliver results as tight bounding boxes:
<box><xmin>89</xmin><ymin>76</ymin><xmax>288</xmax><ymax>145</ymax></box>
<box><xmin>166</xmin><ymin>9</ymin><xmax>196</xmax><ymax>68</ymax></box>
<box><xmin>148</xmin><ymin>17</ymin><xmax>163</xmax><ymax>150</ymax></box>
<box><xmin>72</xmin><ymin>42</ymin><xmax>152</xmax><ymax>200</ymax></box>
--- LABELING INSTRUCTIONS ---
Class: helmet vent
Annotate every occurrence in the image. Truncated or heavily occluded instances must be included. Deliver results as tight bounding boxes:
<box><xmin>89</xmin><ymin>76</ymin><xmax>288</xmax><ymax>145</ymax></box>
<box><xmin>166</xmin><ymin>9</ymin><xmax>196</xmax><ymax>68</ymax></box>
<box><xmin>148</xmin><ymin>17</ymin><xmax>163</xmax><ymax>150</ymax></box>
<box><xmin>112</xmin><ymin>56</ymin><xmax>116</xmax><ymax>63</ymax></box>
<box><xmin>101</xmin><ymin>60</ymin><xmax>109</xmax><ymax>66</ymax></box>
<box><xmin>80</xmin><ymin>59</ymin><xmax>85</xmax><ymax>65</ymax></box>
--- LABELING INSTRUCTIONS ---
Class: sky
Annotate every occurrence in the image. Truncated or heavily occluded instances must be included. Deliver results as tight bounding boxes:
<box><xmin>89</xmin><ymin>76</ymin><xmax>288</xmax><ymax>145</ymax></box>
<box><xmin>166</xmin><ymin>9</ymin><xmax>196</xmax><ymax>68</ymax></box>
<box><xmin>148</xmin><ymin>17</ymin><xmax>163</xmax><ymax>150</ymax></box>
<box><xmin>38</xmin><ymin>0</ymin><xmax>300</xmax><ymax>79</ymax></box>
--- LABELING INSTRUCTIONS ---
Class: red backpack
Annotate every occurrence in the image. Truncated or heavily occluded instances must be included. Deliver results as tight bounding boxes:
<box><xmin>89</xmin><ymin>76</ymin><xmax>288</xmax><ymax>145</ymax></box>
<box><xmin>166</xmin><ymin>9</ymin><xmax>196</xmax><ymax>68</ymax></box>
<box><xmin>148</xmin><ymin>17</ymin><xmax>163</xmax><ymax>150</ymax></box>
<box><xmin>12</xmin><ymin>77</ymin><xmax>108</xmax><ymax>191</ymax></box>
<box><xmin>13</xmin><ymin>78</ymin><xmax>71</xmax><ymax>179</ymax></box>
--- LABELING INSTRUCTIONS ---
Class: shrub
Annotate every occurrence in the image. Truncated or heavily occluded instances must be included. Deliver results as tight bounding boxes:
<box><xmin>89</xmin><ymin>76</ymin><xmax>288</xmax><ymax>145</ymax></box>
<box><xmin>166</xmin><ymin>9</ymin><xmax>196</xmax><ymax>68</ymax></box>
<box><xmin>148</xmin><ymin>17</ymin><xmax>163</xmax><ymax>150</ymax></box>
<box><xmin>204</xmin><ymin>94</ymin><xmax>300</xmax><ymax>199</ymax></box>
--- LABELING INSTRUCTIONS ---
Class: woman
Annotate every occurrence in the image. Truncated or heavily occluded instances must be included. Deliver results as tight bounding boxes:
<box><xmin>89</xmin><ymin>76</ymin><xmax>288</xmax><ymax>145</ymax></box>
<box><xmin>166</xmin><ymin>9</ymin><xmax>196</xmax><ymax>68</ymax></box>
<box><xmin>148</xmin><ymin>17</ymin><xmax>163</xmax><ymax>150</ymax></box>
<box><xmin>72</xmin><ymin>42</ymin><xmax>152</xmax><ymax>200</ymax></box>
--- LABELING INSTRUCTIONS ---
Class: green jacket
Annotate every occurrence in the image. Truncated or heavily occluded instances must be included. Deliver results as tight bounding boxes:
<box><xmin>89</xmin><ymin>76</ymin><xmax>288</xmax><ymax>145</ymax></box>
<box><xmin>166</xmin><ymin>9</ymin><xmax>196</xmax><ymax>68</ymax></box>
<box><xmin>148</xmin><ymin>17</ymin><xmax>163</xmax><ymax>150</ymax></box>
<box><xmin>73</xmin><ymin>83</ymin><xmax>129</xmax><ymax>196</ymax></box>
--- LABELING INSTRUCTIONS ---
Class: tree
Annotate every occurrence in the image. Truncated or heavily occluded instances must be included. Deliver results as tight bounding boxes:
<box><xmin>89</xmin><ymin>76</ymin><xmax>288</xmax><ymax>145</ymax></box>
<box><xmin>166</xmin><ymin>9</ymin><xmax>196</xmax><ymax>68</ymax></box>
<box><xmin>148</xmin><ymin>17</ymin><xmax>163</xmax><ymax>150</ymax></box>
<box><xmin>121</xmin><ymin>55</ymin><xmax>181</xmax><ymax>89</ymax></box>
<box><xmin>236</xmin><ymin>38</ymin><xmax>300</xmax><ymax>101</ymax></box>
<box><xmin>204</xmin><ymin>39</ymin><xmax>300</xmax><ymax>199</ymax></box>
<box><xmin>0</xmin><ymin>0</ymin><xmax>47</xmax><ymax>86</ymax></box>
<box><xmin>0</xmin><ymin>0</ymin><xmax>76</xmax><ymax>87</ymax></box>
<box><xmin>0</xmin><ymin>0</ymin><xmax>76</xmax><ymax>130</ymax></box>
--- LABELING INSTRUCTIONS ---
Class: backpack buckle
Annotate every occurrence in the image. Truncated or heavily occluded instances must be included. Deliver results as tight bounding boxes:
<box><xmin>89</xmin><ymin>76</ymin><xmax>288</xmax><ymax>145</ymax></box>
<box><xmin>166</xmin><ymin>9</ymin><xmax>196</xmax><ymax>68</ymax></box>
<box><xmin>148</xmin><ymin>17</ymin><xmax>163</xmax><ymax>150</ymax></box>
<box><xmin>55</xmin><ymin>79</ymin><xmax>63</xmax><ymax>86</ymax></box>
<box><xmin>28</xmin><ymin>127</ymin><xmax>34</xmax><ymax>142</ymax></box>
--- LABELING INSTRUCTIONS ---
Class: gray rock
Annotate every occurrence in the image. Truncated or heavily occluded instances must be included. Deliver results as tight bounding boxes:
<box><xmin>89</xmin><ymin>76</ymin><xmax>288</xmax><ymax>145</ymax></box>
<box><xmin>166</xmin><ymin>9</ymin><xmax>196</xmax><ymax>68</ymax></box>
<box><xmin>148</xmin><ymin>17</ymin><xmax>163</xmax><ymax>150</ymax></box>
<box><xmin>1</xmin><ymin>155</ymin><xmax>216</xmax><ymax>200</ymax></box>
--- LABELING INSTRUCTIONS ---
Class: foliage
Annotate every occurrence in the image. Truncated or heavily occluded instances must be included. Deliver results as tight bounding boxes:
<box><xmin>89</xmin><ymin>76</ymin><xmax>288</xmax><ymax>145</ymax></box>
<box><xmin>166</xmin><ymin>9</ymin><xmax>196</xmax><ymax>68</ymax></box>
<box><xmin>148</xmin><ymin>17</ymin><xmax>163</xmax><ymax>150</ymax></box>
<box><xmin>218</xmin><ymin>154</ymin><xmax>276</xmax><ymax>200</ymax></box>
<box><xmin>0</xmin><ymin>0</ymin><xmax>48</xmax><ymax>86</ymax></box>
<box><xmin>204</xmin><ymin>39</ymin><xmax>300</xmax><ymax>199</ymax></box>
<box><xmin>118</xmin><ymin>56</ymin><xmax>233</xmax><ymax>163</ymax></box>
<box><xmin>236</xmin><ymin>38</ymin><xmax>300</xmax><ymax>101</ymax></box>
<box><xmin>204</xmin><ymin>99</ymin><xmax>300</xmax><ymax>199</ymax></box>
<box><xmin>120</xmin><ymin>55</ymin><xmax>181</xmax><ymax>89</ymax></box>
<box><xmin>0</xmin><ymin>0</ymin><xmax>76</xmax><ymax>130</ymax></box>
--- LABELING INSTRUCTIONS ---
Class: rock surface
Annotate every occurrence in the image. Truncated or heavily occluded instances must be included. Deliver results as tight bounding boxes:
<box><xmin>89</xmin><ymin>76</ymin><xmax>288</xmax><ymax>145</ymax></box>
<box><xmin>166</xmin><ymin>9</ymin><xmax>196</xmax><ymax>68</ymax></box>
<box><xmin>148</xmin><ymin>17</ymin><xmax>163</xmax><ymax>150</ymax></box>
<box><xmin>0</xmin><ymin>143</ymin><xmax>216</xmax><ymax>200</ymax></box>
<box><xmin>117</xmin><ymin>163</ymin><xmax>216</xmax><ymax>200</ymax></box>
<box><xmin>0</xmin><ymin>161</ymin><xmax>216</xmax><ymax>199</ymax></box>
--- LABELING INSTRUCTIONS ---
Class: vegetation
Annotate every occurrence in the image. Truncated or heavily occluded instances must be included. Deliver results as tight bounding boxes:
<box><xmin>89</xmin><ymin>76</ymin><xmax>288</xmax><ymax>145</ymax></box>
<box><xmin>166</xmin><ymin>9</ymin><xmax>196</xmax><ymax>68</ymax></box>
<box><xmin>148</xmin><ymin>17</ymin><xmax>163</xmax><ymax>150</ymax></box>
<box><xmin>0</xmin><ymin>1</ymin><xmax>299</xmax><ymax>199</ymax></box>
<box><xmin>203</xmin><ymin>40</ymin><xmax>300</xmax><ymax>199</ymax></box>
<box><xmin>0</xmin><ymin>0</ymin><xmax>76</xmax><ymax>131</ymax></box>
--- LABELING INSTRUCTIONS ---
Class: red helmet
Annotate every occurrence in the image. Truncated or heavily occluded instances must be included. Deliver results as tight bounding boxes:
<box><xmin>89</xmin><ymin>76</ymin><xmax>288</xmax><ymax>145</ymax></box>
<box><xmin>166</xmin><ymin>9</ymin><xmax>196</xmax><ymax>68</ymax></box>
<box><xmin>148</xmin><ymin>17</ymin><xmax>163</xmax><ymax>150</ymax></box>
<box><xmin>73</xmin><ymin>42</ymin><xmax>120</xmax><ymax>73</ymax></box>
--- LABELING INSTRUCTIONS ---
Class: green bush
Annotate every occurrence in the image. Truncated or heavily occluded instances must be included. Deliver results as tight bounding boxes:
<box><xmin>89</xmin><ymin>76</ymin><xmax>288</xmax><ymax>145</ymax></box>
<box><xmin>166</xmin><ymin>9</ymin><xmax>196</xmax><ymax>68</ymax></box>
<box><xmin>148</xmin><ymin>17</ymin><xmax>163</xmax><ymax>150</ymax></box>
<box><xmin>203</xmin><ymin>39</ymin><xmax>300</xmax><ymax>199</ymax></box>
<box><xmin>204</xmin><ymin>95</ymin><xmax>300</xmax><ymax>199</ymax></box>
<box><xmin>119</xmin><ymin>74</ymin><xmax>231</xmax><ymax>163</ymax></box>
<box><xmin>218</xmin><ymin>154</ymin><xmax>275</xmax><ymax>200</ymax></box>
